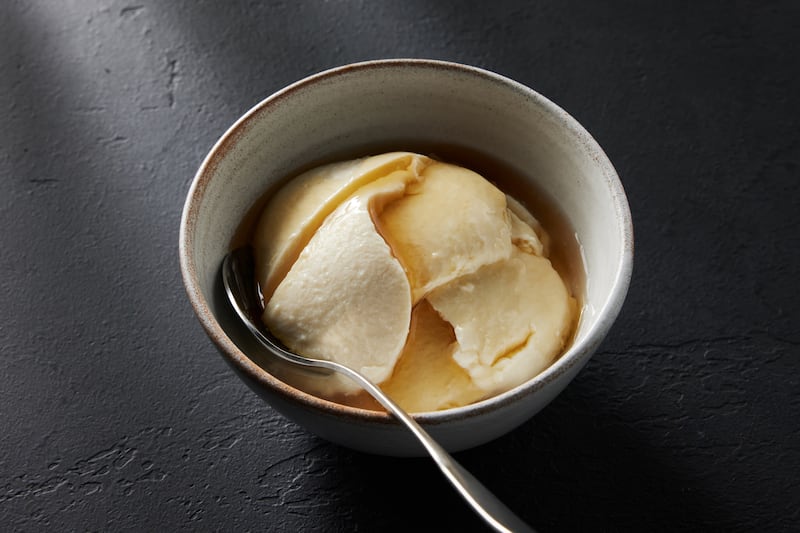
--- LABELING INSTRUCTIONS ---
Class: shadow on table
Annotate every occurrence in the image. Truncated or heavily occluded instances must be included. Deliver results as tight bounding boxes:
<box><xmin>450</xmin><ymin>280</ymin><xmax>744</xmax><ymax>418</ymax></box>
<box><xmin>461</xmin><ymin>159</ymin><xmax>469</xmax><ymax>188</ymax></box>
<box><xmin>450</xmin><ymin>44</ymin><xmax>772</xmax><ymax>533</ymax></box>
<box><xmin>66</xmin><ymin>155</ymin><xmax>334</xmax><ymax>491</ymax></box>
<box><xmin>319</xmin><ymin>375</ymin><xmax>738</xmax><ymax>533</ymax></box>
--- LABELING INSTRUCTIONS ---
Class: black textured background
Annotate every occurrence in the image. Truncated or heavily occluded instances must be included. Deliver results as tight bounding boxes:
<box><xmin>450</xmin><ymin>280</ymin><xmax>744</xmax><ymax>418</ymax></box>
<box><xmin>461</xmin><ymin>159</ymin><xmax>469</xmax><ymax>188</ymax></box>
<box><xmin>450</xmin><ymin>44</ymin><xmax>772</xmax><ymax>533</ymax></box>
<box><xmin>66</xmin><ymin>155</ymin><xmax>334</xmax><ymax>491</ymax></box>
<box><xmin>1</xmin><ymin>1</ymin><xmax>798</xmax><ymax>532</ymax></box>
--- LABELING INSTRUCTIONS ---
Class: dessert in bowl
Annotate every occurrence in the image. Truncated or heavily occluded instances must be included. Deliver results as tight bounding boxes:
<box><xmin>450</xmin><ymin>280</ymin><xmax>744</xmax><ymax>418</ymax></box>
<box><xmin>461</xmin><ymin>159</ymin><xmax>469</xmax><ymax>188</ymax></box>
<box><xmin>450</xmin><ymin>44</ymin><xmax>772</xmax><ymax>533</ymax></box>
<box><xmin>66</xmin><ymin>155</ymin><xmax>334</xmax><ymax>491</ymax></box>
<box><xmin>179</xmin><ymin>59</ymin><xmax>633</xmax><ymax>457</ymax></box>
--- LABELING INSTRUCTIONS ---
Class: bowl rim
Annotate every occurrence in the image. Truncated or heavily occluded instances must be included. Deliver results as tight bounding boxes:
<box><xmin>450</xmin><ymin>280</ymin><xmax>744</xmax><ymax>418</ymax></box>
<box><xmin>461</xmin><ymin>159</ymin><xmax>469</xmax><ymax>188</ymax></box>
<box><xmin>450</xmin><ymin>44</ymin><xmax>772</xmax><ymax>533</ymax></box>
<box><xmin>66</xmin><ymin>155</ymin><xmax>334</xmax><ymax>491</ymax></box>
<box><xmin>179</xmin><ymin>57</ymin><xmax>634</xmax><ymax>427</ymax></box>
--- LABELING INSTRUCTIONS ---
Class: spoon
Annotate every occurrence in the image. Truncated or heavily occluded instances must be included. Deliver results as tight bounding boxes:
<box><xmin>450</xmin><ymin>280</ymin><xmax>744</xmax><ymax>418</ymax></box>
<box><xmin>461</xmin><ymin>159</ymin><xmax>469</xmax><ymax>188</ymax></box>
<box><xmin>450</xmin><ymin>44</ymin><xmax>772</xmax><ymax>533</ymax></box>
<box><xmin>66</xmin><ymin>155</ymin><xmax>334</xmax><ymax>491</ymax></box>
<box><xmin>222</xmin><ymin>245</ymin><xmax>537</xmax><ymax>533</ymax></box>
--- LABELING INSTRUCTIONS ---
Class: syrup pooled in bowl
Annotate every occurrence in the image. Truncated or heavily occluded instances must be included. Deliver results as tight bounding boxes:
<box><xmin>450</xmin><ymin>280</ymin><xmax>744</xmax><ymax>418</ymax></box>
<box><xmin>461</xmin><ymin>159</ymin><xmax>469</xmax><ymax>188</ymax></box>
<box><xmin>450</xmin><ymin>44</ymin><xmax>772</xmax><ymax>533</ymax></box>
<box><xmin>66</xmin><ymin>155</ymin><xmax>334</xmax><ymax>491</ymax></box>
<box><xmin>232</xmin><ymin>143</ymin><xmax>585</xmax><ymax>412</ymax></box>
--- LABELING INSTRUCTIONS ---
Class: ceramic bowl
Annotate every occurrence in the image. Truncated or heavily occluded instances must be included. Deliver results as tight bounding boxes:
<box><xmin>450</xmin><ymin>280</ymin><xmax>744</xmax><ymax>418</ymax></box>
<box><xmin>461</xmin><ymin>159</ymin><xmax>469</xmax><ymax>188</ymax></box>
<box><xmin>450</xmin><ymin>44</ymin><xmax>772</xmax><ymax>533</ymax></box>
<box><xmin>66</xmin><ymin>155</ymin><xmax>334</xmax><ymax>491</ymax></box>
<box><xmin>179</xmin><ymin>59</ymin><xmax>633</xmax><ymax>457</ymax></box>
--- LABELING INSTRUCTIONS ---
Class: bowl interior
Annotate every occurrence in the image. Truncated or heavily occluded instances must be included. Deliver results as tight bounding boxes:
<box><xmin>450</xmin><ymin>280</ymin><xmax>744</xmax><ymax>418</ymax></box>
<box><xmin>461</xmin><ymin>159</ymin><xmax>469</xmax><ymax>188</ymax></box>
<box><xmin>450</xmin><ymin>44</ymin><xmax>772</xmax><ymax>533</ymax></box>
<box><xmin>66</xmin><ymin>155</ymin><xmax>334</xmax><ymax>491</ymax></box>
<box><xmin>181</xmin><ymin>59</ymin><xmax>632</xmax><ymax>422</ymax></box>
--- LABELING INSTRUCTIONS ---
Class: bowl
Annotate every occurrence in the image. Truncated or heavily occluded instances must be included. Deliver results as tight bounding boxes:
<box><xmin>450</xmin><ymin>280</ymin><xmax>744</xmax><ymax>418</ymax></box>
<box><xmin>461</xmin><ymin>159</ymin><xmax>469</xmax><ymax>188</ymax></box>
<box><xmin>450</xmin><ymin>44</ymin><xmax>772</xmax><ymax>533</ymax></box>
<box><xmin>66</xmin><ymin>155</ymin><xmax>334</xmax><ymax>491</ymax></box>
<box><xmin>179</xmin><ymin>59</ymin><xmax>633</xmax><ymax>457</ymax></box>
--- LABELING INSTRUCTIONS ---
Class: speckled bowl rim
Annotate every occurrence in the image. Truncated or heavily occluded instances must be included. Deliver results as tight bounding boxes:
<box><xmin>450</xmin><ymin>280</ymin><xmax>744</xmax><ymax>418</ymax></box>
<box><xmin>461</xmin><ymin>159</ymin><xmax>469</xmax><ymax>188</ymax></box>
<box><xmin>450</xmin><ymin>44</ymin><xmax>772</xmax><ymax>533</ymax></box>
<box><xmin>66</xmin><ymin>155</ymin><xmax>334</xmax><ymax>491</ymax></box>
<box><xmin>179</xmin><ymin>58</ymin><xmax>633</xmax><ymax>428</ymax></box>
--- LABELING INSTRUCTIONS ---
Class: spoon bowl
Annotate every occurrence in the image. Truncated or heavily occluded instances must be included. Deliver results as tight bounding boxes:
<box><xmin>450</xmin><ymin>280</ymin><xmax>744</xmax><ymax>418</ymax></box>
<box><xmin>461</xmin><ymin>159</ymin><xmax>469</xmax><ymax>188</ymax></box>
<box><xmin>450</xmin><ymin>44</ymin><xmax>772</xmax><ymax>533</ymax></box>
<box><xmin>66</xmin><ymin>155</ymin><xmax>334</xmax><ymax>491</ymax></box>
<box><xmin>222</xmin><ymin>245</ymin><xmax>537</xmax><ymax>533</ymax></box>
<box><xmin>221</xmin><ymin>245</ymin><xmax>334</xmax><ymax>374</ymax></box>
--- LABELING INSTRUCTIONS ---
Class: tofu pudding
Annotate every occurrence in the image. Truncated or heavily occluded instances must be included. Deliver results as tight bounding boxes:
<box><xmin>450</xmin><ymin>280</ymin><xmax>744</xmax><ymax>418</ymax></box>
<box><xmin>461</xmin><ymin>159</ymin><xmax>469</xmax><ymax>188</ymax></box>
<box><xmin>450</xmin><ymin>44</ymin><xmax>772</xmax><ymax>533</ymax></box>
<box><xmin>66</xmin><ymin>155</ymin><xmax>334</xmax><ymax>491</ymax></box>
<box><xmin>251</xmin><ymin>151</ymin><xmax>578</xmax><ymax>412</ymax></box>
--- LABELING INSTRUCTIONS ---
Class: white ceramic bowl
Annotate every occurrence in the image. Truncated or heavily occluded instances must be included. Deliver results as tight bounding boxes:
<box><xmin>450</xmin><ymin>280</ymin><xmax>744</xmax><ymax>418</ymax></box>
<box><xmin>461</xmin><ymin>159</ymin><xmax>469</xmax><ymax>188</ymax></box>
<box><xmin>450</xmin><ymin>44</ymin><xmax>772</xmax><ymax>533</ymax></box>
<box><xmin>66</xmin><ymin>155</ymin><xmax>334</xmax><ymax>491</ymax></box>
<box><xmin>179</xmin><ymin>59</ymin><xmax>633</xmax><ymax>457</ymax></box>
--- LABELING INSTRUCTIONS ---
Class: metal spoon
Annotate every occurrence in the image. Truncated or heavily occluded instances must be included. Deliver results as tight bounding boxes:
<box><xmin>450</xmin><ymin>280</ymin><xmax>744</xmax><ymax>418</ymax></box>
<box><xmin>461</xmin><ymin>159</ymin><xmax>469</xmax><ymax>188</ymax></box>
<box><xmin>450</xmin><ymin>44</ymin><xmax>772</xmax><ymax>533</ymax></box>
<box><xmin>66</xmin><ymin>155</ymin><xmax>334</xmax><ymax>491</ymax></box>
<box><xmin>222</xmin><ymin>245</ymin><xmax>537</xmax><ymax>533</ymax></box>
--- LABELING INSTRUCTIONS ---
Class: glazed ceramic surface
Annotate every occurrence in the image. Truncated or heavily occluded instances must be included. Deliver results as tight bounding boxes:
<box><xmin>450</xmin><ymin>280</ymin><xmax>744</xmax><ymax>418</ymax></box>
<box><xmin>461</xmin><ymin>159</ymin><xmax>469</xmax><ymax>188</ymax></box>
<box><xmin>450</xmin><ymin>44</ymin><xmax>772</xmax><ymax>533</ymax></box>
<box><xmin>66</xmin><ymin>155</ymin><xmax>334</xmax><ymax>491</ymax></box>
<box><xmin>180</xmin><ymin>59</ymin><xmax>633</xmax><ymax>456</ymax></box>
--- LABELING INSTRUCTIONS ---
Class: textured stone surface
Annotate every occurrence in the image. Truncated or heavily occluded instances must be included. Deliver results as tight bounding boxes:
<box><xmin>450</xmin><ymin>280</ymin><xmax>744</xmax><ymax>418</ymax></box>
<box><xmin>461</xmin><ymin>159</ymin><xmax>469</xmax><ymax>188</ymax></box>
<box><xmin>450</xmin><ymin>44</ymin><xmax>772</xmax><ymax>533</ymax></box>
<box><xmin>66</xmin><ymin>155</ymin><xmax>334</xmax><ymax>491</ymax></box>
<box><xmin>1</xmin><ymin>1</ymin><xmax>798</xmax><ymax>531</ymax></box>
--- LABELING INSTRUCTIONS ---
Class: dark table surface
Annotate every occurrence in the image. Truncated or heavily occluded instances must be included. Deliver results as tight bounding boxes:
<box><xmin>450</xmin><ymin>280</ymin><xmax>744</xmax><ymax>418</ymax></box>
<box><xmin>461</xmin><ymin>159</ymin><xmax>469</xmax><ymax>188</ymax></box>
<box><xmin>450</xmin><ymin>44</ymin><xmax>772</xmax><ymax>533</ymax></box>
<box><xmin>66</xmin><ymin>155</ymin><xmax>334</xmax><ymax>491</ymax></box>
<box><xmin>2</xmin><ymin>1</ymin><xmax>798</xmax><ymax>532</ymax></box>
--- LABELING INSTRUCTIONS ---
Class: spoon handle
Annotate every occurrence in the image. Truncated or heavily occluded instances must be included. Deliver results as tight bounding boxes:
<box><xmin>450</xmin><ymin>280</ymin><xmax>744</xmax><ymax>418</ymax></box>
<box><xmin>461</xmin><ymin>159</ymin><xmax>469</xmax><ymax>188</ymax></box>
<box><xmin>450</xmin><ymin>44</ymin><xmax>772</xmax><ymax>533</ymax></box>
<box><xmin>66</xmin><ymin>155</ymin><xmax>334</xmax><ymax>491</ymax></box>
<box><xmin>222</xmin><ymin>247</ymin><xmax>536</xmax><ymax>532</ymax></box>
<box><xmin>330</xmin><ymin>361</ymin><xmax>537</xmax><ymax>533</ymax></box>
